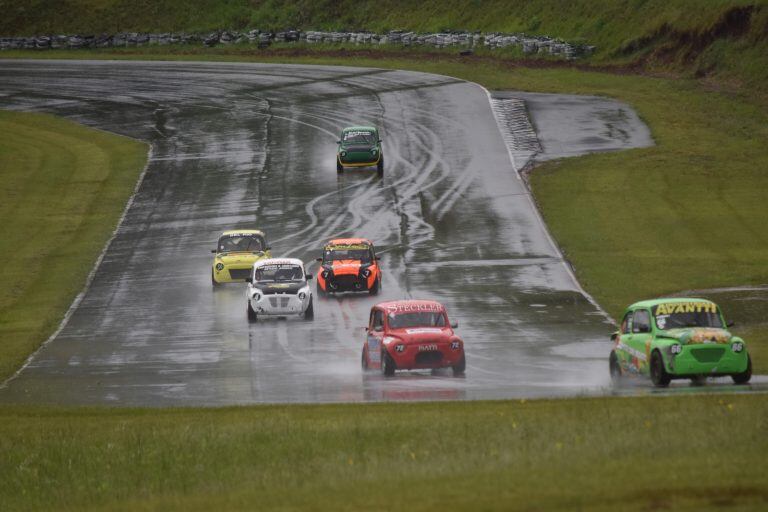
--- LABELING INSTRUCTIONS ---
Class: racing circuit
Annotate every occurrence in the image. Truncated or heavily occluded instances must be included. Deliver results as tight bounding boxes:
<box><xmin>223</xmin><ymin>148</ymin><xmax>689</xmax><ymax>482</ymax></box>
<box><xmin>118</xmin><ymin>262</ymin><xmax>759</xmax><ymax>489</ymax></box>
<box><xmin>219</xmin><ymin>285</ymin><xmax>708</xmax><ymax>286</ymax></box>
<box><xmin>3</xmin><ymin>59</ymin><xmax>753</xmax><ymax>406</ymax></box>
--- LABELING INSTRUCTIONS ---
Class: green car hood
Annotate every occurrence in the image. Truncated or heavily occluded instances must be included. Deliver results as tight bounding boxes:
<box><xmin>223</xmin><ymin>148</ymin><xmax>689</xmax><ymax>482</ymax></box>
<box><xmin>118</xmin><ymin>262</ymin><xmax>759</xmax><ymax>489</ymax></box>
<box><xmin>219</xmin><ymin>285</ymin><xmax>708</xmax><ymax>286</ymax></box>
<box><xmin>656</xmin><ymin>327</ymin><xmax>732</xmax><ymax>345</ymax></box>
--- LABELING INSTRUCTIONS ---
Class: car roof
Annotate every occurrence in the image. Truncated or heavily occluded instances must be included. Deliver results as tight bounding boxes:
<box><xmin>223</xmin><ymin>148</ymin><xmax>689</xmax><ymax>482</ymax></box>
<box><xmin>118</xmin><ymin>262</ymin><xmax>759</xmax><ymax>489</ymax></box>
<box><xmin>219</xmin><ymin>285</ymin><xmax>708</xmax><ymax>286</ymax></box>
<box><xmin>220</xmin><ymin>229</ymin><xmax>266</xmax><ymax>237</ymax></box>
<box><xmin>628</xmin><ymin>297</ymin><xmax>716</xmax><ymax>310</ymax></box>
<box><xmin>342</xmin><ymin>126</ymin><xmax>377</xmax><ymax>133</ymax></box>
<box><xmin>326</xmin><ymin>238</ymin><xmax>372</xmax><ymax>246</ymax></box>
<box><xmin>253</xmin><ymin>257</ymin><xmax>304</xmax><ymax>268</ymax></box>
<box><xmin>375</xmin><ymin>299</ymin><xmax>446</xmax><ymax>312</ymax></box>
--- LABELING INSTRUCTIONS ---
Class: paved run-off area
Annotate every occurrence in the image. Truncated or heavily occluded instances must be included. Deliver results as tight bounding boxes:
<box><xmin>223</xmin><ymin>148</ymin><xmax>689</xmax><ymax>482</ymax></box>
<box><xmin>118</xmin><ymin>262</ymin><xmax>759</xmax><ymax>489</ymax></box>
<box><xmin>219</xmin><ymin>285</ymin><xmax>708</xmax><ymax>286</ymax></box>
<box><xmin>1</xmin><ymin>59</ymin><xmax>738</xmax><ymax>406</ymax></box>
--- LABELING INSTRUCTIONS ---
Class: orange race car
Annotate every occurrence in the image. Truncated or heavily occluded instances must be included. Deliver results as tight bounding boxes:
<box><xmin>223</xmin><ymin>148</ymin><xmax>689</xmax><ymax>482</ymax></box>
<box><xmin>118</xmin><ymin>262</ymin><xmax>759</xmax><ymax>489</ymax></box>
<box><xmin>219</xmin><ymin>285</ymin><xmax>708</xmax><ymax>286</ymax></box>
<box><xmin>316</xmin><ymin>238</ymin><xmax>382</xmax><ymax>296</ymax></box>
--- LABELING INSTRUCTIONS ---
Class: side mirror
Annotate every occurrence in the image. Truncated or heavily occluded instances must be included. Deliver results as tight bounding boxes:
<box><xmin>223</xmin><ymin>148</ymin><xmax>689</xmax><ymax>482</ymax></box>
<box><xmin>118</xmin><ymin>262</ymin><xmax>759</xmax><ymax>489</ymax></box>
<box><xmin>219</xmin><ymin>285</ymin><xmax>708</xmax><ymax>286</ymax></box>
<box><xmin>727</xmin><ymin>321</ymin><xmax>735</xmax><ymax>328</ymax></box>
<box><xmin>245</xmin><ymin>277</ymin><xmax>252</xmax><ymax>283</ymax></box>
<box><xmin>364</xmin><ymin>327</ymin><xmax>369</xmax><ymax>332</ymax></box>
<box><xmin>450</xmin><ymin>321</ymin><xmax>459</xmax><ymax>329</ymax></box>
<box><xmin>315</xmin><ymin>257</ymin><xmax>323</xmax><ymax>262</ymax></box>
<box><xmin>610</xmin><ymin>332</ymin><xmax>619</xmax><ymax>342</ymax></box>
<box><xmin>211</xmin><ymin>249</ymin><xmax>217</xmax><ymax>254</ymax></box>
<box><xmin>378</xmin><ymin>139</ymin><xmax>382</xmax><ymax>143</ymax></box>
<box><xmin>375</xmin><ymin>256</ymin><xmax>381</xmax><ymax>260</ymax></box>
<box><xmin>336</xmin><ymin>140</ymin><xmax>341</xmax><ymax>144</ymax></box>
<box><xmin>306</xmin><ymin>274</ymin><xmax>313</xmax><ymax>280</ymax></box>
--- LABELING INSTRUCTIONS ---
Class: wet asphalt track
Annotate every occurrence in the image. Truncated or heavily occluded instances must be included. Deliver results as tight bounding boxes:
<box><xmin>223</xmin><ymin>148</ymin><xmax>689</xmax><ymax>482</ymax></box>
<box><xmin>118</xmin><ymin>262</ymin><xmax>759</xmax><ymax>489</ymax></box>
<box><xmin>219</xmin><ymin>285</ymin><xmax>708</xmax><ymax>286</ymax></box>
<box><xmin>0</xmin><ymin>60</ymin><xmax>760</xmax><ymax>405</ymax></box>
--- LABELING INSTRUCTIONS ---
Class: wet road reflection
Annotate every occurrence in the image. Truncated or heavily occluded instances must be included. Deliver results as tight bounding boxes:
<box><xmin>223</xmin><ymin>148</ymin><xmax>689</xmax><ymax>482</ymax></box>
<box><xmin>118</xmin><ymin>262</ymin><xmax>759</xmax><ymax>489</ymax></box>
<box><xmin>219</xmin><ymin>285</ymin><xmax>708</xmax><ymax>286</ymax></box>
<box><xmin>0</xmin><ymin>60</ymin><xmax>754</xmax><ymax>406</ymax></box>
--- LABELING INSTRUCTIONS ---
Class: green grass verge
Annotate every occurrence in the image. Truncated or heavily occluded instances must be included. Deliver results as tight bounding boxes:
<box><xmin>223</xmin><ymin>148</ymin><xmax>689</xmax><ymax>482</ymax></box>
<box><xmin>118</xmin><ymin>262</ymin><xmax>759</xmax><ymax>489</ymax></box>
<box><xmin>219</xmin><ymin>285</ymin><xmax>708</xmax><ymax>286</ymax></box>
<box><xmin>0</xmin><ymin>110</ymin><xmax>148</xmax><ymax>382</ymax></box>
<box><xmin>2</xmin><ymin>395</ymin><xmax>767</xmax><ymax>511</ymax></box>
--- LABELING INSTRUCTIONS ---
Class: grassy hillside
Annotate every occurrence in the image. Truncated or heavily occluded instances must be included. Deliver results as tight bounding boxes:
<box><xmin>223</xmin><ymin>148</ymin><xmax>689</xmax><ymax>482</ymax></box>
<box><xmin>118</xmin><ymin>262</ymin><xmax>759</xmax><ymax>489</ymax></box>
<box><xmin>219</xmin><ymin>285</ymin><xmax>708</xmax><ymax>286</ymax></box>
<box><xmin>1</xmin><ymin>0</ymin><xmax>767</xmax><ymax>94</ymax></box>
<box><xmin>2</xmin><ymin>395</ymin><xmax>766</xmax><ymax>511</ymax></box>
<box><xmin>0</xmin><ymin>111</ymin><xmax>148</xmax><ymax>382</ymax></box>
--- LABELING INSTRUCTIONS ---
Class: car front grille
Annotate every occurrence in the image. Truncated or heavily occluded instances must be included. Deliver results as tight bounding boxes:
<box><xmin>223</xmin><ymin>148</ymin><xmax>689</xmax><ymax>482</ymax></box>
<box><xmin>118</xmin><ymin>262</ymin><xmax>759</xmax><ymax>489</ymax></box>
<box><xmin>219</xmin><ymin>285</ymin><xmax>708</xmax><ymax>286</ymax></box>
<box><xmin>228</xmin><ymin>268</ymin><xmax>251</xmax><ymax>280</ymax></box>
<box><xmin>268</xmin><ymin>296</ymin><xmax>291</xmax><ymax>308</ymax></box>
<box><xmin>415</xmin><ymin>351</ymin><xmax>443</xmax><ymax>365</ymax></box>
<box><xmin>691</xmin><ymin>347</ymin><xmax>725</xmax><ymax>363</ymax></box>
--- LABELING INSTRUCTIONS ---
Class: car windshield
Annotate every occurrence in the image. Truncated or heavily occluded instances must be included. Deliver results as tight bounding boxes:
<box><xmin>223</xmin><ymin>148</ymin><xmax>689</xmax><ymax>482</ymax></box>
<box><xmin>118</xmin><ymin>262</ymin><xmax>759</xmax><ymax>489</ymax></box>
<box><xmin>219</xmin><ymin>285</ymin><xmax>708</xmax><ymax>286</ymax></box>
<box><xmin>324</xmin><ymin>245</ymin><xmax>372</xmax><ymax>263</ymax></box>
<box><xmin>653</xmin><ymin>302</ymin><xmax>723</xmax><ymax>330</ymax></box>
<box><xmin>254</xmin><ymin>264</ymin><xmax>304</xmax><ymax>283</ymax></box>
<box><xmin>388</xmin><ymin>312</ymin><xmax>446</xmax><ymax>329</ymax></box>
<box><xmin>218</xmin><ymin>234</ymin><xmax>265</xmax><ymax>253</ymax></box>
<box><xmin>342</xmin><ymin>130</ymin><xmax>375</xmax><ymax>145</ymax></box>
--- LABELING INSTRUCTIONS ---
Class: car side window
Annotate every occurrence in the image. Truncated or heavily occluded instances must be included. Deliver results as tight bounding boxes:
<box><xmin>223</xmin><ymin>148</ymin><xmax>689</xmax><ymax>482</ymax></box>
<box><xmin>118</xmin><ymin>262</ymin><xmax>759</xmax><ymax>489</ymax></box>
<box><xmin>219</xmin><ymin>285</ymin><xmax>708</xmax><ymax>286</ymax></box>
<box><xmin>621</xmin><ymin>312</ymin><xmax>633</xmax><ymax>334</ymax></box>
<box><xmin>372</xmin><ymin>310</ymin><xmax>384</xmax><ymax>331</ymax></box>
<box><xmin>633</xmin><ymin>310</ymin><xmax>651</xmax><ymax>333</ymax></box>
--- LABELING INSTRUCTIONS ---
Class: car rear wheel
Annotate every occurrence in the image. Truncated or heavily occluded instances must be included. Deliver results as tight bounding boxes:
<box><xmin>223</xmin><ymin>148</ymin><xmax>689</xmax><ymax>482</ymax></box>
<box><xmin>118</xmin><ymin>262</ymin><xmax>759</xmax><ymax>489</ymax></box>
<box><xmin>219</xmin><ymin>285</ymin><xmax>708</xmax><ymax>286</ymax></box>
<box><xmin>609</xmin><ymin>351</ymin><xmax>622</xmax><ymax>383</ymax></box>
<box><xmin>303</xmin><ymin>297</ymin><xmax>314</xmax><ymax>320</ymax></box>
<box><xmin>732</xmin><ymin>355</ymin><xmax>752</xmax><ymax>384</ymax></box>
<box><xmin>452</xmin><ymin>354</ymin><xmax>466</xmax><ymax>376</ymax></box>
<box><xmin>382</xmin><ymin>350</ymin><xmax>396</xmax><ymax>377</ymax></box>
<box><xmin>650</xmin><ymin>350</ymin><xmax>671</xmax><ymax>387</ymax></box>
<box><xmin>246</xmin><ymin>301</ymin><xmax>257</xmax><ymax>323</ymax></box>
<box><xmin>336</xmin><ymin>159</ymin><xmax>343</xmax><ymax>173</ymax></box>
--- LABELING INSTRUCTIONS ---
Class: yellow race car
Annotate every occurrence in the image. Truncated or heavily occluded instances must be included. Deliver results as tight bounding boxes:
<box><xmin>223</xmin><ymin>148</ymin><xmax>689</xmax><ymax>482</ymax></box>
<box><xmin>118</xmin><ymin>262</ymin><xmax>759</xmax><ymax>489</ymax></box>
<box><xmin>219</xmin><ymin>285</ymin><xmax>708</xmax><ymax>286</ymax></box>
<box><xmin>211</xmin><ymin>230</ymin><xmax>271</xmax><ymax>286</ymax></box>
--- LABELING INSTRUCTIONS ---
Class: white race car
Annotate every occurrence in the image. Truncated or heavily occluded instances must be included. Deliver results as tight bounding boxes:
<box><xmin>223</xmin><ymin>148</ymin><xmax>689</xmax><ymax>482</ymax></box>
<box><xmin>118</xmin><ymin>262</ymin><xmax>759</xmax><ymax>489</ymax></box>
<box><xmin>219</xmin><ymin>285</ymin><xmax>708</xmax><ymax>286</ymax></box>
<box><xmin>245</xmin><ymin>258</ymin><xmax>314</xmax><ymax>322</ymax></box>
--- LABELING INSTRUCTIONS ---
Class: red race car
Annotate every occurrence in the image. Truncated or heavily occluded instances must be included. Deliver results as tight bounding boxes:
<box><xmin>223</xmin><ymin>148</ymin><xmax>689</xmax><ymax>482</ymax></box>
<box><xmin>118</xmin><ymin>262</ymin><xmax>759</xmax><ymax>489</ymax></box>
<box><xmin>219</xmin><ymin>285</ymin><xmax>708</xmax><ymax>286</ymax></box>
<box><xmin>362</xmin><ymin>300</ymin><xmax>466</xmax><ymax>376</ymax></box>
<box><xmin>316</xmin><ymin>238</ymin><xmax>382</xmax><ymax>296</ymax></box>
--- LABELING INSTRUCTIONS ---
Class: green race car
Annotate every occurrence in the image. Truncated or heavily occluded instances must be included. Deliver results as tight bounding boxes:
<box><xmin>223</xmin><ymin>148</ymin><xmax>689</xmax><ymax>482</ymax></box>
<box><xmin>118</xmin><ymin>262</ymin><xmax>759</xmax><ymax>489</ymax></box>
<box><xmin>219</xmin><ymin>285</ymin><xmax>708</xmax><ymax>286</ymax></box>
<box><xmin>336</xmin><ymin>126</ymin><xmax>383</xmax><ymax>175</ymax></box>
<box><xmin>609</xmin><ymin>298</ymin><xmax>752</xmax><ymax>387</ymax></box>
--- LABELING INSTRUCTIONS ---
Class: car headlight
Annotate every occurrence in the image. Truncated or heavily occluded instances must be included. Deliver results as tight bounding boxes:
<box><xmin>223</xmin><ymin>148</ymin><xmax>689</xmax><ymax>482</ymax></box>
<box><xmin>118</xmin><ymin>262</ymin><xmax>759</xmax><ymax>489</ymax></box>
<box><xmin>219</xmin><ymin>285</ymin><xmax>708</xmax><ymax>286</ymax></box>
<box><xmin>298</xmin><ymin>292</ymin><xmax>306</xmax><ymax>300</ymax></box>
<box><xmin>450</xmin><ymin>341</ymin><xmax>461</xmax><ymax>350</ymax></box>
<box><xmin>732</xmin><ymin>341</ymin><xmax>744</xmax><ymax>353</ymax></box>
<box><xmin>670</xmin><ymin>344</ymin><xmax>682</xmax><ymax>355</ymax></box>
<box><xmin>251</xmin><ymin>292</ymin><xmax>261</xmax><ymax>301</ymax></box>
<box><xmin>395</xmin><ymin>344</ymin><xmax>405</xmax><ymax>352</ymax></box>
<box><xmin>361</xmin><ymin>268</ymin><xmax>371</xmax><ymax>278</ymax></box>
<box><xmin>215</xmin><ymin>263</ymin><xmax>224</xmax><ymax>271</ymax></box>
<box><xmin>340</xmin><ymin>150</ymin><xmax>347</xmax><ymax>157</ymax></box>
<box><xmin>371</xmin><ymin>148</ymin><xmax>378</xmax><ymax>155</ymax></box>
<box><xmin>321</xmin><ymin>270</ymin><xmax>330</xmax><ymax>279</ymax></box>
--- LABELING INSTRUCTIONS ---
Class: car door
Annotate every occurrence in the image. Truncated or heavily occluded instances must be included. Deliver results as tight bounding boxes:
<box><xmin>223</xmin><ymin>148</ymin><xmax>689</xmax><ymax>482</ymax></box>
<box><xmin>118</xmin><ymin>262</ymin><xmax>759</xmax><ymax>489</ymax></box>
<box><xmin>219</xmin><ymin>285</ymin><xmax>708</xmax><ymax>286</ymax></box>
<box><xmin>628</xmin><ymin>309</ymin><xmax>653</xmax><ymax>375</ymax></box>
<box><xmin>367</xmin><ymin>308</ymin><xmax>385</xmax><ymax>367</ymax></box>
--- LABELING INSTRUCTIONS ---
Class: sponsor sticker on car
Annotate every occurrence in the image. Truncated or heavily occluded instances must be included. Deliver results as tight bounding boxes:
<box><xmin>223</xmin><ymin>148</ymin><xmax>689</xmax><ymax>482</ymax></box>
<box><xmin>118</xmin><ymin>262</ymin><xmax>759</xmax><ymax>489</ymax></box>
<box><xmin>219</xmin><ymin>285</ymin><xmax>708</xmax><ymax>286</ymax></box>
<box><xmin>418</xmin><ymin>344</ymin><xmax>438</xmax><ymax>352</ymax></box>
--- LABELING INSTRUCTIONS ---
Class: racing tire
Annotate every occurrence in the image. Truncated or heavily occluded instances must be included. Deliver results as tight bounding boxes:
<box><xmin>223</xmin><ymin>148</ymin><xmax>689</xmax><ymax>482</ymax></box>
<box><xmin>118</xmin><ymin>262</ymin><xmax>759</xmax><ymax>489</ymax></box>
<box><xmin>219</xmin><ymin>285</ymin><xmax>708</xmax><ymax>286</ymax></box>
<box><xmin>246</xmin><ymin>301</ymin><xmax>257</xmax><ymax>323</ymax></box>
<box><xmin>732</xmin><ymin>355</ymin><xmax>752</xmax><ymax>384</ymax></box>
<box><xmin>650</xmin><ymin>350</ymin><xmax>671</xmax><ymax>387</ymax></box>
<box><xmin>336</xmin><ymin>159</ymin><xmax>343</xmax><ymax>173</ymax></box>
<box><xmin>609</xmin><ymin>351</ymin><xmax>622</xmax><ymax>383</ymax></box>
<box><xmin>211</xmin><ymin>270</ymin><xmax>219</xmax><ymax>288</ymax></box>
<box><xmin>689</xmin><ymin>375</ymin><xmax>707</xmax><ymax>386</ymax></box>
<box><xmin>303</xmin><ymin>297</ymin><xmax>314</xmax><ymax>320</ymax></box>
<box><xmin>376</xmin><ymin>157</ymin><xmax>384</xmax><ymax>176</ymax></box>
<box><xmin>381</xmin><ymin>350</ymin><xmax>396</xmax><ymax>377</ymax></box>
<box><xmin>452</xmin><ymin>354</ymin><xmax>466</xmax><ymax>376</ymax></box>
<box><xmin>368</xmin><ymin>277</ymin><xmax>380</xmax><ymax>296</ymax></box>
<box><xmin>361</xmin><ymin>347</ymin><xmax>369</xmax><ymax>370</ymax></box>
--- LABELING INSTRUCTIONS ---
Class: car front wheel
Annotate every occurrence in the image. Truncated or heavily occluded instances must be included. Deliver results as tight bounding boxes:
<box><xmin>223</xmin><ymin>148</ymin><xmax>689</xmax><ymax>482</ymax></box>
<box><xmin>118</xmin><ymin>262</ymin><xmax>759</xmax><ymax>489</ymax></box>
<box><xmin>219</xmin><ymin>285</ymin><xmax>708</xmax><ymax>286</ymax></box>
<box><xmin>376</xmin><ymin>157</ymin><xmax>384</xmax><ymax>176</ymax></box>
<box><xmin>246</xmin><ymin>301</ymin><xmax>257</xmax><ymax>323</ymax></box>
<box><xmin>452</xmin><ymin>354</ymin><xmax>466</xmax><ymax>376</ymax></box>
<box><xmin>732</xmin><ymin>355</ymin><xmax>752</xmax><ymax>384</ymax></box>
<box><xmin>382</xmin><ymin>351</ymin><xmax>396</xmax><ymax>377</ymax></box>
<box><xmin>361</xmin><ymin>347</ymin><xmax>369</xmax><ymax>370</ymax></box>
<box><xmin>609</xmin><ymin>351</ymin><xmax>622</xmax><ymax>383</ymax></box>
<box><xmin>336</xmin><ymin>159</ymin><xmax>343</xmax><ymax>173</ymax></box>
<box><xmin>303</xmin><ymin>297</ymin><xmax>314</xmax><ymax>320</ymax></box>
<box><xmin>650</xmin><ymin>350</ymin><xmax>671</xmax><ymax>387</ymax></box>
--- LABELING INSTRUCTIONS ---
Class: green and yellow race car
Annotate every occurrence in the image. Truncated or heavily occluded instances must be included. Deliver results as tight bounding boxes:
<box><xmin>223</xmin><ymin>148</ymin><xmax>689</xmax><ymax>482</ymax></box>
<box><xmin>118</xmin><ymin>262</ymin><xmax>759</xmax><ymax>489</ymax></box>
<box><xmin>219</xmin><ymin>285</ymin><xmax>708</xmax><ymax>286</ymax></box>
<box><xmin>211</xmin><ymin>230</ymin><xmax>271</xmax><ymax>286</ymax></box>
<box><xmin>610</xmin><ymin>298</ymin><xmax>751</xmax><ymax>386</ymax></box>
<box><xmin>336</xmin><ymin>126</ymin><xmax>383</xmax><ymax>175</ymax></box>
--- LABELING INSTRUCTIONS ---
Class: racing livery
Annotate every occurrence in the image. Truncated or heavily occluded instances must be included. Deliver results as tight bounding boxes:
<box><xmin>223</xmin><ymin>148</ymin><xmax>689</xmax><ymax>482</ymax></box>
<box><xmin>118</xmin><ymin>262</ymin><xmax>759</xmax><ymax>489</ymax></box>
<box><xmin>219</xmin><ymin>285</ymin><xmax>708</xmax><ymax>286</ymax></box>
<box><xmin>336</xmin><ymin>126</ymin><xmax>383</xmax><ymax>175</ymax></box>
<box><xmin>316</xmin><ymin>238</ymin><xmax>381</xmax><ymax>296</ymax></box>
<box><xmin>362</xmin><ymin>300</ymin><xmax>466</xmax><ymax>376</ymax></box>
<box><xmin>610</xmin><ymin>298</ymin><xmax>751</xmax><ymax>387</ymax></box>
<box><xmin>211</xmin><ymin>230</ymin><xmax>271</xmax><ymax>286</ymax></box>
<box><xmin>245</xmin><ymin>258</ymin><xmax>313</xmax><ymax>322</ymax></box>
